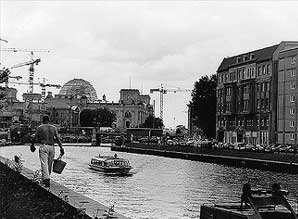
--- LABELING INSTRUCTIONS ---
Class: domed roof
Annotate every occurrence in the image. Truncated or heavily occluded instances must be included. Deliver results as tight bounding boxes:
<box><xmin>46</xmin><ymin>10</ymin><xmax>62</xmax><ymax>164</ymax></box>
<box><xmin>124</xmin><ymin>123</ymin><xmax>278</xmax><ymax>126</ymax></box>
<box><xmin>59</xmin><ymin>78</ymin><xmax>97</xmax><ymax>102</ymax></box>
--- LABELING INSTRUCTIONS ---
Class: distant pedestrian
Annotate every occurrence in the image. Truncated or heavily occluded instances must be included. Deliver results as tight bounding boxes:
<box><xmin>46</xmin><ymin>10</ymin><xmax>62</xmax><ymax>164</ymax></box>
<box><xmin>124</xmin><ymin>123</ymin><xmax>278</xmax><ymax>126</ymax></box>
<box><xmin>30</xmin><ymin>115</ymin><xmax>64</xmax><ymax>188</ymax></box>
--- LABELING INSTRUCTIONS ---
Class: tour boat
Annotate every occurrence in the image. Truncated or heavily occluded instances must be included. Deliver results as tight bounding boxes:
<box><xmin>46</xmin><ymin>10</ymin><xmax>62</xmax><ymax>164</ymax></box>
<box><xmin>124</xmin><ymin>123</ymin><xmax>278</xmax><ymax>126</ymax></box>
<box><xmin>89</xmin><ymin>154</ymin><xmax>132</xmax><ymax>175</ymax></box>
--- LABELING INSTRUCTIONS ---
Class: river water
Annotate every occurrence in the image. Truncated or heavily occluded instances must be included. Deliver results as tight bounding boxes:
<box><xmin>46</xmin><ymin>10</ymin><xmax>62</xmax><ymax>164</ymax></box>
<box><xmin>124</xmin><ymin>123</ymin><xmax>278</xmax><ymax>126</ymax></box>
<box><xmin>1</xmin><ymin>145</ymin><xmax>298</xmax><ymax>219</ymax></box>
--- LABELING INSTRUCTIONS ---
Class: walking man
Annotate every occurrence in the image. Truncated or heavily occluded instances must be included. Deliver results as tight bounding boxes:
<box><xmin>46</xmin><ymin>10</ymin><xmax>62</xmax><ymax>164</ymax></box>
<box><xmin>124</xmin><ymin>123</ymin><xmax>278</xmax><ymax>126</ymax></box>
<box><xmin>30</xmin><ymin>115</ymin><xmax>64</xmax><ymax>187</ymax></box>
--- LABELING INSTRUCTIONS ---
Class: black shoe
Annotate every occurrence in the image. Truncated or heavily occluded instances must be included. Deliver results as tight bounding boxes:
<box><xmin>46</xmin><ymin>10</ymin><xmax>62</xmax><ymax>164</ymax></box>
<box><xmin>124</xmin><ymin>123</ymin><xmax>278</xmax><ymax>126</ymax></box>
<box><xmin>42</xmin><ymin>179</ymin><xmax>50</xmax><ymax>188</ymax></box>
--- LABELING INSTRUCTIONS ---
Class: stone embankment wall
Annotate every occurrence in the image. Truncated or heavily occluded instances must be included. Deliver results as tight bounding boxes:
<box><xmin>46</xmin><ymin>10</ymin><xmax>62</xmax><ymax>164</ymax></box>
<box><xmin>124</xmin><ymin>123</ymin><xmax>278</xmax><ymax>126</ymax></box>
<box><xmin>0</xmin><ymin>155</ymin><xmax>127</xmax><ymax>219</ymax></box>
<box><xmin>112</xmin><ymin>144</ymin><xmax>298</xmax><ymax>174</ymax></box>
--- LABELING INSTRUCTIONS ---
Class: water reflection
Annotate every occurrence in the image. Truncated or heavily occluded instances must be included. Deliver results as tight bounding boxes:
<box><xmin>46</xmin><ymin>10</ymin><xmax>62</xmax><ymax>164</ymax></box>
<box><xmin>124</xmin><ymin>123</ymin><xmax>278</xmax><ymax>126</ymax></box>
<box><xmin>1</xmin><ymin>146</ymin><xmax>297</xmax><ymax>219</ymax></box>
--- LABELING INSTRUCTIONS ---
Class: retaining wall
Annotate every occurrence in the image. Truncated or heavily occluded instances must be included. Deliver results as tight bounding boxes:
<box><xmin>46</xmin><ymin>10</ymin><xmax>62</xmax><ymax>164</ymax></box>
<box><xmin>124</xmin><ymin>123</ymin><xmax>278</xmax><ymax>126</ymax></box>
<box><xmin>111</xmin><ymin>145</ymin><xmax>298</xmax><ymax>174</ymax></box>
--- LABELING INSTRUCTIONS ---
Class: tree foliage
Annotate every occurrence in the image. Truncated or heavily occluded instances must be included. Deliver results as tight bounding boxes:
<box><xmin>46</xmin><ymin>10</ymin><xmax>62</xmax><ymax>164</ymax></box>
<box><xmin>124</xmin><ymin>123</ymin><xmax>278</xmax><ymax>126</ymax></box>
<box><xmin>0</xmin><ymin>68</ymin><xmax>9</xmax><ymax>100</ymax></box>
<box><xmin>80</xmin><ymin>108</ymin><xmax>116</xmax><ymax>127</ymax></box>
<box><xmin>80</xmin><ymin>109</ymin><xmax>95</xmax><ymax>127</ymax></box>
<box><xmin>140</xmin><ymin>115</ymin><xmax>164</xmax><ymax>129</ymax></box>
<box><xmin>190</xmin><ymin>74</ymin><xmax>217</xmax><ymax>138</ymax></box>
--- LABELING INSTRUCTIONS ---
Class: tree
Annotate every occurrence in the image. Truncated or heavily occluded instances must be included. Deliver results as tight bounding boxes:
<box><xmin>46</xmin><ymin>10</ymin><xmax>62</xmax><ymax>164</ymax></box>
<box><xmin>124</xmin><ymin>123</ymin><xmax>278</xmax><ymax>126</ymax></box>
<box><xmin>94</xmin><ymin>108</ymin><xmax>116</xmax><ymax>127</ymax></box>
<box><xmin>190</xmin><ymin>74</ymin><xmax>217</xmax><ymax>139</ymax></box>
<box><xmin>140</xmin><ymin>115</ymin><xmax>164</xmax><ymax>129</ymax></box>
<box><xmin>80</xmin><ymin>108</ymin><xmax>116</xmax><ymax>127</ymax></box>
<box><xmin>0</xmin><ymin>68</ymin><xmax>9</xmax><ymax>100</ymax></box>
<box><xmin>80</xmin><ymin>109</ymin><xmax>95</xmax><ymax>127</ymax></box>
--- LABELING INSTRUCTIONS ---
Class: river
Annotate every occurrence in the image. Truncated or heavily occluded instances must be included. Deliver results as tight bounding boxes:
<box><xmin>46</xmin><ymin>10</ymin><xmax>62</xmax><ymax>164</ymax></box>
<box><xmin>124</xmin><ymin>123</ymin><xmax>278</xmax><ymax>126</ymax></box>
<box><xmin>1</xmin><ymin>145</ymin><xmax>298</xmax><ymax>219</ymax></box>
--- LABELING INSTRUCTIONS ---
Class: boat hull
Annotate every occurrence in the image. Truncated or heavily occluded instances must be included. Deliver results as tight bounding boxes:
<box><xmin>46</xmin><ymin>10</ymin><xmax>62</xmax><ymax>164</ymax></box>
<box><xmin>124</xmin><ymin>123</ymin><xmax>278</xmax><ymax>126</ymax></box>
<box><xmin>89</xmin><ymin>164</ymin><xmax>131</xmax><ymax>175</ymax></box>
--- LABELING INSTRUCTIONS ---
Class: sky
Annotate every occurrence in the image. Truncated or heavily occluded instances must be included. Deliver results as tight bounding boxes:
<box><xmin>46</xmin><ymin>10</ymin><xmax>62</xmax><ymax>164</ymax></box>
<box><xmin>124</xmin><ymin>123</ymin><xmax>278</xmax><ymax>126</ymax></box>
<box><xmin>1</xmin><ymin>1</ymin><xmax>298</xmax><ymax>128</ymax></box>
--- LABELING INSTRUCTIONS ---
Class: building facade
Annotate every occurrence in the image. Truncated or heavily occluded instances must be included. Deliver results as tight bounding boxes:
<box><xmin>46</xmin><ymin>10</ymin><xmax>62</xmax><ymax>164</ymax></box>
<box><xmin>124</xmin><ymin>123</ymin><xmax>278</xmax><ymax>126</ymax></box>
<box><xmin>0</xmin><ymin>79</ymin><xmax>154</xmax><ymax>131</ymax></box>
<box><xmin>216</xmin><ymin>42</ymin><xmax>298</xmax><ymax>146</ymax></box>
<box><xmin>43</xmin><ymin>81</ymin><xmax>154</xmax><ymax>130</ymax></box>
<box><xmin>277</xmin><ymin>47</ymin><xmax>298</xmax><ymax>145</ymax></box>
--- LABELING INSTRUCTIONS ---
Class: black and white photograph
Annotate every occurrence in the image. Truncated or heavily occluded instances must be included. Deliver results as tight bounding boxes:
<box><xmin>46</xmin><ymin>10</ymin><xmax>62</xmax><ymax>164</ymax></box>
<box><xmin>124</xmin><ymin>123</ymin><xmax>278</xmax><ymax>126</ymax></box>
<box><xmin>1</xmin><ymin>1</ymin><xmax>298</xmax><ymax>218</ymax></box>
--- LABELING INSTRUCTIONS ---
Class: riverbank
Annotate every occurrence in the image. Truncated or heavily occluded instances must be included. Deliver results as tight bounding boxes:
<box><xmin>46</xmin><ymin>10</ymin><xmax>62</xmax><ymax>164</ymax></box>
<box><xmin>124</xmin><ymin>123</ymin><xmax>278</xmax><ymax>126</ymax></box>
<box><xmin>112</xmin><ymin>143</ymin><xmax>298</xmax><ymax>174</ymax></box>
<box><xmin>0</xmin><ymin>155</ymin><xmax>127</xmax><ymax>219</ymax></box>
<box><xmin>1</xmin><ymin>142</ymin><xmax>112</xmax><ymax>147</ymax></box>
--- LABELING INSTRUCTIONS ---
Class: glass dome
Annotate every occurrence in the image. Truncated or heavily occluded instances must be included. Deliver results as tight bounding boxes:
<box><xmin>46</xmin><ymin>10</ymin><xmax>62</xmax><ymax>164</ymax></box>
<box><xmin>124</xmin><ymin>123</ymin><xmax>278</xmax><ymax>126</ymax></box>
<box><xmin>59</xmin><ymin>78</ymin><xmax>98</xmax><ymax>102</ymax></box>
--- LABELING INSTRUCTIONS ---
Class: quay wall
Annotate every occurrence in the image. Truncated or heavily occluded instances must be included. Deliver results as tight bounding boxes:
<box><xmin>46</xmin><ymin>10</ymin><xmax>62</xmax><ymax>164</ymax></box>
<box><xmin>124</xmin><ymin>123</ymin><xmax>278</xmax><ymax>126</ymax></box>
<box><xmin>0</xmin><ymin>155</ymin><xmax>127</xmax><ymax>219</ymax></box>
<box><xmin>111</xmin><ymin>144</ymin><xmax>298</xmax><ymax>174</ymax></box>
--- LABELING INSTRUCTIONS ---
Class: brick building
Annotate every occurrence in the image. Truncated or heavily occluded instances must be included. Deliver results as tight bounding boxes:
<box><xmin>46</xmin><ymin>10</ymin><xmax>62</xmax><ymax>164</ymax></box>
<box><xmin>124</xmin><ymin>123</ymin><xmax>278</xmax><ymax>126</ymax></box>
<box><xmin>216</xmin><ymin>41</ymin><xmax>298</xmax><ymax>146</ymax></box>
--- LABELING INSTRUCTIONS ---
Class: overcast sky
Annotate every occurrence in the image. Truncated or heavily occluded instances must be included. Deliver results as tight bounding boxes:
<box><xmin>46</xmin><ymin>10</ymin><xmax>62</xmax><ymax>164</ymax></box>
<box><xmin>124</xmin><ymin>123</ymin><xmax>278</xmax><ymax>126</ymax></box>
<box><xmin>1</xmin><ymin>1</ymin><xmax>298</xmax><ymax>128</ymax></box>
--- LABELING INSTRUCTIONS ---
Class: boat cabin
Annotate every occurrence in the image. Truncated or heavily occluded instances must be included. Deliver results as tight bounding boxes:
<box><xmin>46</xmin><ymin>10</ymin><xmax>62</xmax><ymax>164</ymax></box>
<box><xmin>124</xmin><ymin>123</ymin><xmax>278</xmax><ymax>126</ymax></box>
<box><xmin>91</xmin><ymin>156</ymin><xmax>130</xmax><ymax>168</ymax></box>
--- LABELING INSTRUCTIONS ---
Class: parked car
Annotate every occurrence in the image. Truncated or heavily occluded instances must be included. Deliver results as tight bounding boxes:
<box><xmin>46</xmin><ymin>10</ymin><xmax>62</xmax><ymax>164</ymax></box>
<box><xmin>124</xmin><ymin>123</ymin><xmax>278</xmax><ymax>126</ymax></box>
<box><xmin>278</xmin><ymin>145</ymin><xmax>291</xmax><ymax>153</ymax></box>
<box><xmin>233</xmin><ymin>142</ymin><xmax>246</xmax><ymax>150</ymax></box>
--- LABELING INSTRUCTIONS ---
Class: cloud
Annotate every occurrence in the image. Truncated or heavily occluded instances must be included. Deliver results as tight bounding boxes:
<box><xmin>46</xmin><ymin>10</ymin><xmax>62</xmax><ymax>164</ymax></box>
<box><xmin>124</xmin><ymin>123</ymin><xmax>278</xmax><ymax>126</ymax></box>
<box><xmin>2</xmin><ymin>1</ymin><xmax>298</xmax><ymax>127</ymax></box>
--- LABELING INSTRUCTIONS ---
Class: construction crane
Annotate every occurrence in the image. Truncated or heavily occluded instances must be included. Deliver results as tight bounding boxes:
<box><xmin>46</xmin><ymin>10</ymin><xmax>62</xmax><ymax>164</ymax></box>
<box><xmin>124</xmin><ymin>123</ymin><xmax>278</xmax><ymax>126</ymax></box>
<box><xmin>10</xmin><ymin>81</ymin><xmax>61</xmax><ymax>92</ymax></box>
<box><xmin>0</xmin><ymin>47</ymin><xmax>50</xmax><ymax>53</ymax></box>
<box><xmin>10</xmin><ymin>58</ymin><xmax>41</xmax><ymax>93</ymax></box>
<box><xmin>150</xmin><ymin>84</ymin><xmax>191</xmax><ymax>121</ymax></box>
<box><xmin>0</xmin><ymin>38</ymin><xmax>8</xmax><ymax>43</ymax></box>
<box><xmin>0</xmin><ymin>47</ymin><xmax>50</xmax><ymax>93</ymax></box>
<box><xmin>38</xmin><ymin>77</ymin><xmax>61</xmax><ymax>99</ymax></box>
<box><xmin>10</xmin><ymin>81</ymin><xmax>60</xmax><ymax>88</ymax></box>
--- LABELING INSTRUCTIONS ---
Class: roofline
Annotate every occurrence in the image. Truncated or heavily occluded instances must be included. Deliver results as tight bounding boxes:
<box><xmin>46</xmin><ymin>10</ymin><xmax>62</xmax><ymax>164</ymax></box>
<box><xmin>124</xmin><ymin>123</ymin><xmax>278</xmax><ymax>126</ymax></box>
<box><xmin>217</xmin><ymin>43</ymin><xmax>281</xmax><ymax>73</ymax></box>
<box><xmin>280</xmin><ymin>46</ymin><xmax>298</xmax><ymax>54</ymax></box>
<box><xmin>221</xmin><ymin>44</ymin><xmax>280</xmax><ymax>61</ymax></box>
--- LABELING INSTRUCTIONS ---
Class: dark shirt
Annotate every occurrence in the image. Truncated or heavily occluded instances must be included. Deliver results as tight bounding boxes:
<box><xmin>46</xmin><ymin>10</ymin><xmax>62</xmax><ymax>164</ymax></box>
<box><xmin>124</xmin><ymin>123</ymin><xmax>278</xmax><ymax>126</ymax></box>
<box><xmin>35</xmin><ymin>124</ymin><xmax>61</xmax><ymax>146</ymax></box>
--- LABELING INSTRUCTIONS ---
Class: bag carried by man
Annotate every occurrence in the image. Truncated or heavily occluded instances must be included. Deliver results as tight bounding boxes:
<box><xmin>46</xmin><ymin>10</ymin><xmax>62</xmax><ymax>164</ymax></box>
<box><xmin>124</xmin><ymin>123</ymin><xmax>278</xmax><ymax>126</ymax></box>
<box><xmin>53</xmin><ymin>155</ymin><xmax>67</xmax><ymax>174</ymax></box>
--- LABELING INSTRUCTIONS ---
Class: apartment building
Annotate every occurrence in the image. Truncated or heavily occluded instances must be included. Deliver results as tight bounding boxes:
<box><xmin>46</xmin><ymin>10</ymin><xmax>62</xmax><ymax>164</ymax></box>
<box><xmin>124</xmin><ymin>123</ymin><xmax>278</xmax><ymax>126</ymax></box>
<box><xmin>277</xmin><ymin>47</ymin><xmax>298</xmax><ymax>145</ymax></box>
<box><xmin>216</xmin><ymin>42</ymin><xmax>298</xmax><ymax>145</ymax></box>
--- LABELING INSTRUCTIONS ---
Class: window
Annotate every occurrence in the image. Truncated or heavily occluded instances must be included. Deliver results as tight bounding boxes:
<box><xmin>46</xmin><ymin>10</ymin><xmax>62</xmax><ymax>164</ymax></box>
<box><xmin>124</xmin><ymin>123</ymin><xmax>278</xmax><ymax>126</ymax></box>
<box><xmin>244</xmin><ymin>100</ymin><xmax>249</xmax><ymax>111</ymax></box>
<box><xmin>267</xmin><ymin>64</ymin><xmax>271</xmax><ymax>74</ymax></box>
<box><xmin>291</xmin><ymin>82</ymin><xmax>296</xmax><ymax>89</ymax></box>
<box><xmin>290</xmin><ymin>95</ymin><xmax>295</xmax><ymax>103</ymax></box>
<box><xmin>260</xmin><ymin>99</ymin><xmax>263</xmax><ymax>109</ymax></box>
<box><xmin>226</xmin><ymin>102</ymin><xmax>231</xmax><ymax>112</ymax></box>
<box><xmin>125</xmin><ymin>111</ymin><xmax>132</xmax><ymax>118</ymax></box>
<box><xmin>290</xmin><ymin>121</ymin><xmax>295</xmax><ymax>128</ymax></box>
<box><xmin>230</xmin><ymin>71</ymin><xmax>236</xmax><ymax>81</ymax></box>
<box><xmin>251</xmin><ymin>67</ymin><xmax>255</xmax><ymax>78</ymax></box>
<box><xmin>290</xmin><ymin>133</ymin><xmax>295</xmax><ymax>141</ymax></box>
<box><xmin>244</xmin><ymin>85</ymin><xmax>249</xmax><ymax>94</ymax></box>
<box><xmin>236</xmin><ymin>57</ymin><xmax>242</xmax><ymax>63</ymax></box>
<box><xmin>261</xmin><ymin>83</ymin><xmax>265</xmax><ymax>92</ymax></box>
<box><xmin>264</xmin><ymin>98</ymin><xmax>268</xmax><ymax>109</ymax></box>
<box><xmin>258</xmin><ymin>66</ymin><xmax>262</xmax><ymax>76</ymax></box>
<box><xmin>291</xmin><ymin>70</ymin><xmax>296</xmax><ymax>77</ymax></box>
<box><xmin>250</xmin><ymin>54</ymin><xmax>255</xmax><ymax>60</ymax></box>
<box><xmin>291</xmin><ymin>56</ymin><xmax>296</xmax><ymax>64</ymax></box>
<box><xmin>226</xmin><ymin>87</ymin><xmax>231</xmax><ymax>96</ymax></box>
<box><xmin>262</xmin><ymin>65</ymin><xmax>266</xmax><ymax>75</ymax></box>
<box><xmin>290</xmin><ymin>108</ymin><xmax>295</xmax><ymax>115</ymax></box>
<box><xmin>244</xmin><ymin>55</ymin><xmax>249</xmax><ymax>61</ymax></box>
